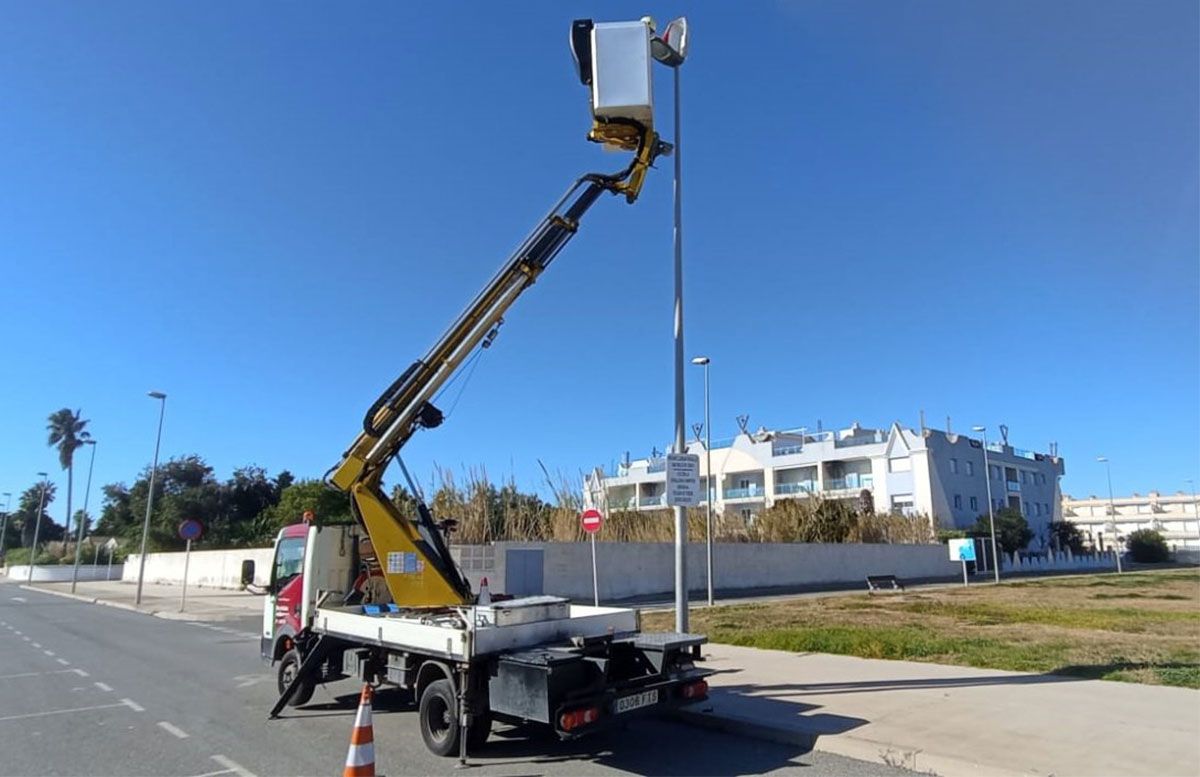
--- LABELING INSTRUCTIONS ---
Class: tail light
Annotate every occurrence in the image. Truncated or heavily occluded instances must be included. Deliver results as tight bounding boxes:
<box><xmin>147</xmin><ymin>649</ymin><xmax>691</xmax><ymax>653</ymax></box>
<box><xmin>680</xmin><ymin>680</ymin><xmax>708</xmax><ymax>699</ymax></box>
<box><xmin>559</xmin><ymin>705</ymin><xmax>602</xmax><ymax>731</ymax></box>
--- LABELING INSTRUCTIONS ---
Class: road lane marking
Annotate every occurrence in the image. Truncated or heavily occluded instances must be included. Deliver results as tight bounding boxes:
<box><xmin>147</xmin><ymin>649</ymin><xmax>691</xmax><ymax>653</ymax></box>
<box><xmin>14</xmin><ymin>630</ymin><xmax>21</xmax><ymax>635</ymax></box>
<box><xmin>0</xmin><ymin>669</ymin><xmax>80</xmax><ymax>681</ymax></box>
<box><xmin>120</xmin><ymin>698</ymin><xmax>145</xmax><ymax>712</ymax></box>
<box><xmin>21</xmin><ymin>636</ymin><xmax>29</xmax><ymax>641</ymax></box>
<box><xmin>94</xmin><ymin>682</ymin><xmax>113</xmax><ymax>692</ymax></box>
<box><xmin>56</xmin><ymin>658</ymin><xmax>70</xmax><ymax>665</ymax></box>
<box><xmin>43</xmin><ymin>650</ymin><xmax>55</xmax><ymax>656</ymax></box>
<box><xmin>0</xmin><ymin>702</ymin><xmax>127</xmax><ymax>722</ymax></box>
<box><xmin>210</xmin><ymin>755</ymin><xmax>256</xmax><ymax>777</ymax></box>
<box><xmin>71</xmin><ymin>668</ymin><xmax>89</xmax><ymax>677</ymax></box>
<box><xmin>157</xmin><ymin>720</ymin><xmax>189</xmax><ymax>739</ymax></box>
<box><xmin>11</xmin><ymin>596</ymin><xmax>26</xmax><ymax>602</ymax></box>
<box><xmin>31</xmin><ymin>642</ymin><xmax>41</xmax><ymax>648</ymax></box>
<box><xmin>191</xmin><ymin>770</ymin><xmax>235</xmax><ymax>777</ymax></box>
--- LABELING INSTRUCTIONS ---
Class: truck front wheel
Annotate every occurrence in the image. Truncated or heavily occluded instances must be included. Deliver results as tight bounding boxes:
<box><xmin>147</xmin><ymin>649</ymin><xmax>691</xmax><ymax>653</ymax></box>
<box><xmin>419</xmin><ymin>679</ymin><xmax>460</xmax><ymax>756</ymax></box>
<box><xmin>277</xmin><ymin>649</ymin><xmax>315</xmax><ymax>707</ymax></box>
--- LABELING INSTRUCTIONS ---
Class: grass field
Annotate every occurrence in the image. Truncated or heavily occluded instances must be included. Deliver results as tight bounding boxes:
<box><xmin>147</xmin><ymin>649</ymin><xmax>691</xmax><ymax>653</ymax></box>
<box><xmin>641</xmin><ymin>568</ymin><xmax>1200</xmax><ymax>688</ymax></box>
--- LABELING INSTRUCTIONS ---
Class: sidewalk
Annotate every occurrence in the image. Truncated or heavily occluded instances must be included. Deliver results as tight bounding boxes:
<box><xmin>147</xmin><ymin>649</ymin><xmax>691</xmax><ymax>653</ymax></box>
<box><xmin>18</xmin><ymin>578</ymin><xmax>262</xmax><ymax>622</ymax></box>
<box><xmin>678</xmin><ymin>643</ymin><xmax>1200</xmax><ymax>777</ymax></box>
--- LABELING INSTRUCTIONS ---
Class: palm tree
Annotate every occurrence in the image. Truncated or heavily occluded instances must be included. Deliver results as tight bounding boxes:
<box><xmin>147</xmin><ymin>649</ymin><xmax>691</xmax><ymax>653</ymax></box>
<box><xmin>47</xmin><ymin>408</ymin><xmax>90</xmax><ymax>558</ymax></box>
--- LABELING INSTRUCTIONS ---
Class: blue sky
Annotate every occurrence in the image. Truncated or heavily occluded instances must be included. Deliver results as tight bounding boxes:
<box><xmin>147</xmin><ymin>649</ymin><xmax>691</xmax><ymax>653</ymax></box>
<box><xmin>2</xmin><ymin>1</ymin><xmax>1196</xmax><ymax>524</ymax></box>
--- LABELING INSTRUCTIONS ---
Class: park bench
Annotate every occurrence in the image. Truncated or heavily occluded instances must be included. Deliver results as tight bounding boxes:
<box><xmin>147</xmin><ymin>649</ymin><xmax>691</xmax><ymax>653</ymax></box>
<box><xmin>866</xmin><ymin>574</ymin><xmax>906</xmax><ymax>594</ymax></box>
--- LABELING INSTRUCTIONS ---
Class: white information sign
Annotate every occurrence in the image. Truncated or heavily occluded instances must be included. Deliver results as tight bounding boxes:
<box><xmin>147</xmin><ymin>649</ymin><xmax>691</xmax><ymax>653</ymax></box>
<box><xmin>948</xmin><ymin>538</ymin><xmax>976</xmax><ymax>562</ymax></box>
<box><xmin>666</xmin><ymin>453</ymin><xmax>701</xmax><ymax>507</ymax></box>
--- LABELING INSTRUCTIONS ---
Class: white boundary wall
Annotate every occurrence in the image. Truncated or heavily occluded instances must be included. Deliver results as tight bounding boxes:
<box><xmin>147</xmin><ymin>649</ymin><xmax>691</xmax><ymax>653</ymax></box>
<box><xmin>3</xmin><ymin>564</ymin><xmax>125</xmax><ymax>583</ymax></box>
<box><xmin>123</xmin><ymin>548</ymin><xmax>274</xmax><ymax>589</ymax></box>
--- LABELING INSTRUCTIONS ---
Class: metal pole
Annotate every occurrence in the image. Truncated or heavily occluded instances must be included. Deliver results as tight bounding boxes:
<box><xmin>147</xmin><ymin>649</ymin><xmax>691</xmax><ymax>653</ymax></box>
<box><xmin>71</xmin><ymin>440</ymin><xmax>97</xmax><ymax>594</ymax></box>
<box><xmin>93</xmin><ymin>542</ymin><xmax>100</xmax><ymax>566</ymax></box>
<box><xmin>978</xmin><ymin>429</ymin><xmax>1000</xmax><ymax>582</ymax></box>
<box><xmin>180</xmin><ymin>538</ymin><xmax>191</xmax><ymax>612</ymax></box>
<box><xmin>589</xmin><ymin>533</ymin><xmax>598</xmax><ymax>606</ymax></box>
<box><xmin>0</xmin><ymin>492</ymin><xmax>11</xmax><ymax>563</ymax></box>
<box><xmin>28</xmin><ymin>475</ymin><xmax>49</xmax><ymax>585</ymax></box>
<box><xmin>136</xmin><ymin>393</ymin><xmax>167</xmax><ymax>606</ymax></box>
<box><xmin>961</xmin><ymin>559</ymin><xmax>968</xmax><ymax>587</ymax></box>
<box><xmin>670</xmin><ymin>63</ymin><xmax>688</xmax><ymax>634</ymax></box>
<box><xmin>106</xmin><ymin>546</ymin><xmax>113</xmax><ymax>581</ymax></box>
<box><xmin>703</xmin><ymin>360</ymin><xmax>713</xmax><ymax>606</ymax></box>
<box><xmin>1102</xmin><ymin>458</ymin><xmax>1122</xmax><ymax>574</ymax></box>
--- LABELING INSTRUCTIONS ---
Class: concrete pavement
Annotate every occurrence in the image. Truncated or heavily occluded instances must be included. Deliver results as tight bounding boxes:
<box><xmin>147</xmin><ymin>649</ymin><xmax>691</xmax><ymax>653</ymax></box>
<box><xmin>20</xmin><ymin>578</ymin><xmax>262</xmax><ymax>621</ymax></box>
<box><xmin>681</xmin><ymin>643</ymin><xmax>1200</xmax><ymax>777</ymax></box>
<box><xmin>0</xmin><ymin>580</ymin><xmax>910</xmax><ymax>776</ymax></box>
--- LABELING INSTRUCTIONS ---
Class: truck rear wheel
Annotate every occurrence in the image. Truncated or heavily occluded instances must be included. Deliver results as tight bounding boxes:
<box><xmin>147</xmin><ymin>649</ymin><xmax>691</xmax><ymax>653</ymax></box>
<box><xmin>419</xmin><ymin>679</ymin><xmax>459</xmax><ymax>757</ymax></box>
<box><xmin>277</xmin><ymin>649</ymin><xmax>315</xmax><ymax>707</ymax></box>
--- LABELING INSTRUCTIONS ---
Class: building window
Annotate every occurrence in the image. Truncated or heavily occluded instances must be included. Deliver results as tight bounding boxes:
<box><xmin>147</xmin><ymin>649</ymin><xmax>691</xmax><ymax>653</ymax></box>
<box><xmin>1037</xmin><ymin>473</ymin><xmax>1045</xmax><ymax>485</ymax></box>
<box><xmin>970</xmin><ymin>496</ymin><xmax>978</xmax><ymax>511</ymax></box>
<box><xmin>954</xmin><ymin>494</ymin><xmax>963</xmax><ymax>509</ymax></box>
<box><xmin>1023</xmin><ymin>501</ymin><xmax>1030</xmax><ymax>515</ymax></box>
<box><xmin>1021</xmin><ymin>471</ymin><xmax>1028</xmax><ymax>484</ymax></box>
<box><xmin>950</xmin><ymin>458</ymin><xmax>959</xmax><ymax>474</ymax></box>
<box><xmin>966</xmin><ymin>461</ymin><xmax>975</xmax><ymax>476</ymax></box>
<box><xmin>990</xmin><ymin>465</ymin><xmax>1000</xmax><ymax>480</ymax></box>
<box><xmin>1034</xmin><ymin>503</ymin><xmax>1041</xmax><ymax>516</ymax></box>
<box><xmin>1044</xmin><ymin>502</ymin><xmax>1051</xmax><ymax>516</ymax></box>
<box><xmin>889</xmin><ymin>457</ymin><xmax>911</xmax><ymax>473</ymax></box>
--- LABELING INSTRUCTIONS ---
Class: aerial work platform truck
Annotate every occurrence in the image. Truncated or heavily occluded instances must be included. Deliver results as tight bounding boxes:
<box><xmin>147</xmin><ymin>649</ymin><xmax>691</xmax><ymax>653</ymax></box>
<box><xmin>242</xmin><ymin>18</ymin><xmax>709</xmax><ymax>760</ymax></box>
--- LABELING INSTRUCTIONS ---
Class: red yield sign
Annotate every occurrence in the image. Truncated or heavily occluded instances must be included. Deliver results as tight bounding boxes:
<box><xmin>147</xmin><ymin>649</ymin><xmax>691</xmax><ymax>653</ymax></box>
<box><xmin>580</xmin><ymin>509</ymin><xmax>604</xmax><ymax>534</ymax></box>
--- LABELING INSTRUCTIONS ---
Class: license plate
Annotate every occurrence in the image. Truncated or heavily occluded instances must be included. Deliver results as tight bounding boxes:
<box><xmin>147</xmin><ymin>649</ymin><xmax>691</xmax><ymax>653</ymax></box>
<box><xmin>614</xmin><ymin>689</ymin><xmax>659</xmax><ymax>714</ymax></box>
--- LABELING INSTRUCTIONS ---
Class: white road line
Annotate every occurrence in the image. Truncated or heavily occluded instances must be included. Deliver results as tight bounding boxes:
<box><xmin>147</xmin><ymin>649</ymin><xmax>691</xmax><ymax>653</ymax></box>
<box><xmin>120</xmin><ymin>698</ymin><xmax>145</xmax><ymax>712</ymax></box>
<box><xmin>43</xmin><ymin>650</ymin><xmax>55</xmax><ymax>657</ymax></box>
<box><xmin>14</xmin><ymin>630</ymin><xmax>21</xmax><ymax>635</ymax></box>
<box><xmin>94</xmin><ymin>682</ymin><xmax>113</xmax><ymax>692</ymax></box>
<box><xmin>209</xmin><ymin>756</ymin><xmax>256</xmax><ymax>777</ymax></box>
<box><xmin>21</xmin><ymin>636</ymin><xmax>30</xmax><ymax>642</ymax></box>
<box><xmin>190</xmin><ymin>770</ymin><xmax>235</xmax><ymax>777</ymax></box>
<box><xmin>0</xmin><ymin>702</ymin><xmax>126</xmax><ymax>722</ymax></box>
<box><xmin>71</xmin><ymin>668</ymin><xmax>89</xmax><ymax>677</ymax></box>
<box><xmin>0</xmin><ymin>669</ymin><xmax>79</xmax><ymax>681</ymax></box>
<box><xmin>31</xmin><ymin>642</ymin><xmax>41</xmax><ymax>648</ymax></box>
<box><xmin>11</xmin><ymin>596</ymin><xmax>26</xmax><ymax>602</ymax></box>
<box><xmin>157</xmin><ymin>720</ymin><xmax>189</xmax><ymax>739</ymax></box>
<box><xmin>56</xmin><ymin>658</ymin><xmax>70</xmax><ymax>666</ymax></box>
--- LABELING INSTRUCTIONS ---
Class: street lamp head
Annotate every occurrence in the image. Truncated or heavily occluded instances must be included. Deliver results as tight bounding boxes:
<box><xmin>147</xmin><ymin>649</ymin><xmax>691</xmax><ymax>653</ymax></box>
<box><xmin>148</xmin><ymin>391</ymin><xmax>166</xmax><ymax>400</ymax></box>
<box><xmin>37</xmin><ymin>471</ymin><xmax>48</xmax><ymax>479</ymax></box>
<box><xmin>1096</xmin><ymin>456</ymin><xmax>1109</xmax><ymax>463</ymax></box>
<box><xmin>650</xmin><ymin>16</ymin><xmax>688</xmax><ymax>67</ymax></box>
<box><xmin>691</xmin><ymin>356</ymin><xmax>710</xmax><ymax>366</ymax></box>
<box><xmin>83</xmin><ymin>439</ymin><xmax>96</xmax><ymax>446</ymax></box>
<box><xmin>971</xmin><ymin>425</ymin><xmax>985</xmax><ymax>433</ymax></box>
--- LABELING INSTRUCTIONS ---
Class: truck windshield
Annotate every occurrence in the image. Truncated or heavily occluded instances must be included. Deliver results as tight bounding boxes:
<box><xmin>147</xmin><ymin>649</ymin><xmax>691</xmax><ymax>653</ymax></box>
<box><xmin>273</xmin><ymin>537</ymin><xmax>305</xmax><ymax>589</ymax></box>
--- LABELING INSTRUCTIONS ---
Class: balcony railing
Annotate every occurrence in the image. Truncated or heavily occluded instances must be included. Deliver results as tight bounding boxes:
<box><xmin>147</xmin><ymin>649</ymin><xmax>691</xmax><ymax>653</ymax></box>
<box><xmin>723</xmin><ymin>486</ymin><xmax>765</xmax><ymax>499</ymax></box>
<box><xmin>775</xmin><ymin>482</ymin><xmax>815</xmax><ymax>495</ymax></box>
<box><xmin>647</xmin><ymin>459</ymin><xmax>666</xmax><ymax>473</ymax></box>
<box><xmin>638</xmin><ymin>495</ymin><xmax>666</xmax><ymax>507</ymax></box>
<box><xmin>772</xmin><ymin>444</ymin><xmax>804</xmax><ymax>457</ymax></box>
<box><xmin>824</xmin><ymin>475</ymin><xmax>874</xmax><ymax>491</ymax></box>
<box><xmin>834</xmin><ymin>433</ymin><xmax>884</xmax><ymax>448</ymax></box>
<box><xmin>606</xmin><ymin>498</ymin><xmax>636</xmax><ymax>510</ymax></box>
<box><xmin>1006</xmin><ymin>481</ymin><xmax>1021</xmax><ymax>493</ymax></box>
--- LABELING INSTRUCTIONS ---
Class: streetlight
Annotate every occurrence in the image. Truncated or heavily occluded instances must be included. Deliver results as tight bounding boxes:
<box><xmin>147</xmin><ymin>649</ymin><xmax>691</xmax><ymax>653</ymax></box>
<box><xmin>972</xmin><ymin>426</ymin><xmax>1001</xmax><ymax>583</ymax></box>
<box><xmin>0</xmin><ymin>491</ymin><xmax>12</xmax><ymax>561</ymax></box>
<box><xmin>651</xmin><ymin>15</ymin><xmax>691</xmax><ymax>634</ymax></box>
<box><xmin>27</xmin><ymin>473</ymin><xmax>49</xmax><ymax>584</ymax></box>
<box><xmin>692</xmin><ymin>355</ymin><xmax>714</xmax><ymax>606</ymax></box>
<box><xmin>70</xmin><ymin>439</ymin><xmax>98</xmax><ymax>594</ymax></box>
<box><xmin>136</xmin><ymin>391</ymin><xmax>167</xmax><ymax>606</ymax></box>
<box><xmin>1097</xmin><ymin>457</ymin><xmax>1122</xmax><ymax>574</ymax></box>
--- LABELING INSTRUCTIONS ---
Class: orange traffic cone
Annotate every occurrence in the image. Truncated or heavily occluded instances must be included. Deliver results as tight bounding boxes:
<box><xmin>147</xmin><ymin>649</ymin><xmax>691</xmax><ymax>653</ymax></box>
<box><xmin>343</xmin><ymin>684</ymin><xmax>375</xmax><ymax>777</ymax></box>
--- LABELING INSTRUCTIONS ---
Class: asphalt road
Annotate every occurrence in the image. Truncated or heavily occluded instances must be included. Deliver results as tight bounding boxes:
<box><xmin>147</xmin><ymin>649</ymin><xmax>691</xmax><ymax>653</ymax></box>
<box><xmin>0</xmin><ymin>581</ymin><xmax>911</xmax><ymax>776</ymax></box>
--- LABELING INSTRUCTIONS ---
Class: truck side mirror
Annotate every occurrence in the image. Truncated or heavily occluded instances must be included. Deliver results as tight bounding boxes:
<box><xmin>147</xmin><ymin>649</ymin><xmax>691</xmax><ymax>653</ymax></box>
<box><xmin>240</xmin><ymin>559</ymin><xmax>256</xmax><ymax>588</ymax></box>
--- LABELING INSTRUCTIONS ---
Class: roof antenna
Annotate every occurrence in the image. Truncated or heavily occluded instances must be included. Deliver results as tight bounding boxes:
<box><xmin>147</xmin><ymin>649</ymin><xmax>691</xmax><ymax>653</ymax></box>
<box><xmin>736</xmin><ymin>415</ymin><xmax>750</xmax><ymax>435</ymax></box>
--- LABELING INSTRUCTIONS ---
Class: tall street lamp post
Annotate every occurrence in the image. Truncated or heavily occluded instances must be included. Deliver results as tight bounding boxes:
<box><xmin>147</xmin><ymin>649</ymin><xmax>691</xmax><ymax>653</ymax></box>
<box><xmin>691</xmin><ymin>356</ymin><xmax>714</xmax><ymax>606</ymax></box>
<box><xmin>70</xmin><ymin>439</ymin><xmax>98</xmax><ymax>593</ymax></box>
<box><xmin>27</xmin><ymin>473</ymin><xmax>49</xmax><ymax>584</ymax></box>
<box><xmin>651</xmin><ymin>16</ymin><xmax>690</xmax><ymax>633</ymax></box>
<box><xmin>972</xmin><ymin>426</ymin><xmax>1001</xmax><ymax>582</ymax></box>
<box><xmin>1097</xmin><ymin>457</ymin><xmax>1122</xmax><ymax>574</ymax></box>
<box><xmin>136</xmin><ymin>392</ymin><xmax>167</xmax><ymax>606</ymax></box>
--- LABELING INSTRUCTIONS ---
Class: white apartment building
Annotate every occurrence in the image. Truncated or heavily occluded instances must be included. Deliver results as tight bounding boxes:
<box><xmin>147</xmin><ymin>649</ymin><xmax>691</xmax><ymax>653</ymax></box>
<box><xmin>1061</xmin><ymin>491</ymin><xmax>1200</xmax><ymax>551</ymax></box>
<box><xmin>585</xmin><ymin>421</ymin><xmax>1067</xmax><ymax>545</ymax></box>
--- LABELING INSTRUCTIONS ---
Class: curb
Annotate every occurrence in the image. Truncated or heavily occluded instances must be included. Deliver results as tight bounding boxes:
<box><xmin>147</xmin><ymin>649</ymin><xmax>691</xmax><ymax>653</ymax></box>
<box><xmin>21</xmin><ymin>583</ymin><xmax>164</xmax><ymax>617</ymax></box>
<box><xmin>670</xmin><ymin>707</ymin><xmax>818</xmax><ymax>750</ymax></box>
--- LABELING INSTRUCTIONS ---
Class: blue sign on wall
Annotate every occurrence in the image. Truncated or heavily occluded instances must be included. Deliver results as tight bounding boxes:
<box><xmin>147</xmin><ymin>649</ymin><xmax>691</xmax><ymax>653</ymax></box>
<box><xmin>948</xmin><ymin>538</ymin><xmax>976</xmax><ymax>562</ymax></box>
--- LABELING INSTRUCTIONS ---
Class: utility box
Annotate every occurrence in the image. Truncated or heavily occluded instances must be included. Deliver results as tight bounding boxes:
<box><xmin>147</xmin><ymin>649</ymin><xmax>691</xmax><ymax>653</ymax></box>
<box><xmin>590</xmin><ymin>21</ymin><xmax>654</xmax><ymax>130</ymax></box>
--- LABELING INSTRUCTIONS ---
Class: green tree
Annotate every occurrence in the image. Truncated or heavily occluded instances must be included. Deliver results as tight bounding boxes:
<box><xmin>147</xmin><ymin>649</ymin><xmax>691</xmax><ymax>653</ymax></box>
<box><xmin>1049</xmin><ymin>520</ymin><xmax>1085</xmax><ymax>554</ymax></box>
<box><xmin>971</xmin><ymin>508</ymin><xmax>1033</xmax><ymax>555</ymax></box>
<box><xmin>1126</xmin><ymin>529</ymin><xmax>1169</xmax><ymax>563</ymax></box>
<box><xmin>258</xmin><ymin>480</ymin><xmax>351</xmax><ymax>537</ymax></box>
<box><xmin>10</xmin><ymin>481</ymin><xmax>60</xmax><ymax>550</ymax></box>
<box><xmin>47</xmin><ymin>408</ymin><xmax>90</xmax><ymax>555</ymax></box>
